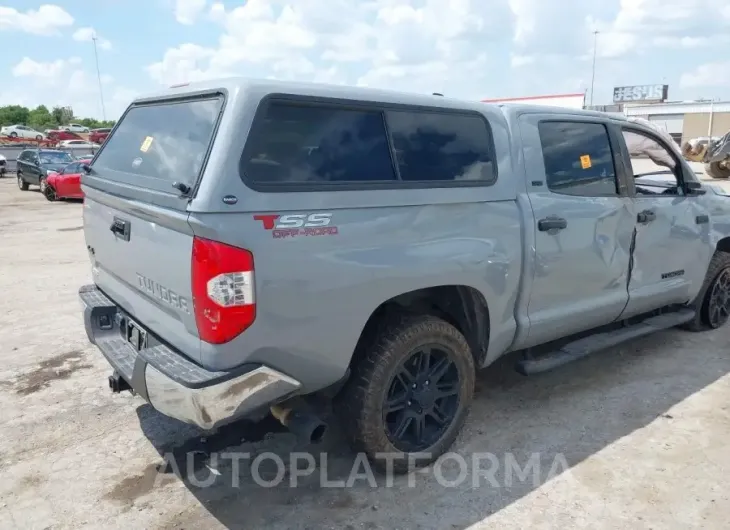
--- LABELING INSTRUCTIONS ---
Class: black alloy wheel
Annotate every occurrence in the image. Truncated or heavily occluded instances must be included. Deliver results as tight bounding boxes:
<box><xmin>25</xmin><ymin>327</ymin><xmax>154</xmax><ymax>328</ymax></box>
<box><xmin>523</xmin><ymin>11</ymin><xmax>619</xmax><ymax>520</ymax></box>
<box><xmin>707</xmin><ymin>267</ymin><xmax>730</xmax><ymax>328</ymax></box>
<box><xmin>383</xmin><ymin>346</ymin><xmax>461</xmax><ymax>452</ymax></box>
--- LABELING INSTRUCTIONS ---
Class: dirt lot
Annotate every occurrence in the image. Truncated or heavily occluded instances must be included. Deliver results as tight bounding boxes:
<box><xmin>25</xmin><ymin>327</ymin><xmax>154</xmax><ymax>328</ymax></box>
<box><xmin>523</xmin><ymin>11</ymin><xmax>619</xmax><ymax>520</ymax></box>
<box><xmin>0</xmin><ymin>175</ymin><xmax>729</xmax><ymax>529</ymax></box>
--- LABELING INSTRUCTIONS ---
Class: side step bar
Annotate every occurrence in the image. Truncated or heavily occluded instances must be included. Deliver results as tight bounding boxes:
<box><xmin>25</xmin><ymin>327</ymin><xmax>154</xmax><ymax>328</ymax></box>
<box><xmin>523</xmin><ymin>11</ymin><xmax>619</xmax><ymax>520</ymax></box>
<box><xmin>516</xmin><ymin>308</ymin><xmax>696</xmax><ymax>376</ymax></box>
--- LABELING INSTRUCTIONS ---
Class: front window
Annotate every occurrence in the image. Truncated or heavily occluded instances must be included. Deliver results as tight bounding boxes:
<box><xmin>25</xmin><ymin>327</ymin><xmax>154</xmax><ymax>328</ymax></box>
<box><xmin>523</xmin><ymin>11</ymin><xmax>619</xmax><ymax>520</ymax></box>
<box><xmin>622</xmin><ymin>129</ymin><xmax>682</xmax><ymax>196</ymax></box>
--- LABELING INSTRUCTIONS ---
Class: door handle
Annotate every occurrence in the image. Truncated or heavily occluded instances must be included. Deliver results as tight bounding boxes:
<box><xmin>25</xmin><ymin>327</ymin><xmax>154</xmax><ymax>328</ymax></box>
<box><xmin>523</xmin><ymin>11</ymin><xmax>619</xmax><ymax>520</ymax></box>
<box><xmin>538</xmin><ymin>217</ymin><xmax>568</xmax><ymax>232</ymax></box>
<box><xmin>637</xmin><ymin>210</ymin><xmax>656</xmax><ymax>224</ymax></box>
<box><xmin>696</xmin><ymin>214</ymin><xmax>709</xmax><ymax>225</ymax></box>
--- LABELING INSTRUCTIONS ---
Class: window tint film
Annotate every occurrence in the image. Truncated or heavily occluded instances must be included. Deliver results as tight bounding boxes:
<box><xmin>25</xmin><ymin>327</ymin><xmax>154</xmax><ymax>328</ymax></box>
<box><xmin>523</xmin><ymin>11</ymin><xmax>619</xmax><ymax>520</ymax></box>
<box><xmin>538</xmin><ymin>121</ymin><xmax>618</xmax><ymax>197</ymax></box>
<box><xmin>243</xmin><ymin>102</ymin><xmax>396</xmax><ymax>184</ymax></box>
<box><xmin>93</xmin><ymin>96</ymin><xmax>223</xmax><ymax>188</ymax></box>
<box><xmin>386</xmin><ymin>111</ymin><xmax>496</xmax><ymax>182</ymax></box>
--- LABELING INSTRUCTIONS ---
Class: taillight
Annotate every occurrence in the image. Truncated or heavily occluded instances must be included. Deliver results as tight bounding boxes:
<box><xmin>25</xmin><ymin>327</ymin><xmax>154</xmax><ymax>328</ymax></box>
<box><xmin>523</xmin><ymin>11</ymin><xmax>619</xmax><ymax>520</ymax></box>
<box><xmin>191</xmin><ymin>237</ymin><xmax>255</xmax><ymax>344</ymax></box>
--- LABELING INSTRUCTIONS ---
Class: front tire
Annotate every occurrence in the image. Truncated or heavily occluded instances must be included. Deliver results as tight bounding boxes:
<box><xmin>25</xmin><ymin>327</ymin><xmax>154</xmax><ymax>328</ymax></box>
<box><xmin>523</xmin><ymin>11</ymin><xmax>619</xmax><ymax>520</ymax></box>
<box><xmin>17</xmin><ymin>174</ymin><xmax>29</xmax><ymax>191</ymax></box>
<box><xmin>683</xmin><ymin>251</ymin><xmax>730</xmax><ymax>331</ymax></box>
<box><xmin>705</xmin><ymin>161</ymin><xmax>730</xmax><ymax>179</ymax></box>
<box><xmin>338</xmin><ymin>314</ymin><xmax>475</xmax><ymax>473</ymax></box>
<box><xmin>40</xmin><ymin>178</ymin><xmax>56</xmax><ymax>201</ymax></box>
<box><xmin>9</xmin><ymin>132</ymin><xmax>18</xmax><ymax>138</ymax></box>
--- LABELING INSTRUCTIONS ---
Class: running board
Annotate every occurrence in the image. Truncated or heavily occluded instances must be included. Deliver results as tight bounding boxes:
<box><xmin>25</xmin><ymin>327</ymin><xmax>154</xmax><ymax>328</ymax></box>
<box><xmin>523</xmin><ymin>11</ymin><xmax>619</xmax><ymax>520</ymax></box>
<box><xmin>516</xmin><ymin>309</ymin><xmax>696</xmax><ymax>376</ymax></box>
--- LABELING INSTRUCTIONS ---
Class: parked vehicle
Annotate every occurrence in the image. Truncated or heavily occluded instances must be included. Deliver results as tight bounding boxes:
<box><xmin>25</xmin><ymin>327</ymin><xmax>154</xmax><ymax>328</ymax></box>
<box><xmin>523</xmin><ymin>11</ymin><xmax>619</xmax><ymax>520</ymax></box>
<box><xmin>78</xmin><ymin>79</ymin><xmax>730</xmax><ymax>473</ymax></box>
<box><xmin>46</xmin><ymin>130</ymin><xmax>83</xmax><ymax>143</ymax></box>
<box><xmin>64</xmin><ymin>123</ymin><xmax>90</xmax><ymax>133</ymax></box>
<box><xmin>58</xmin><ymin>140</ymin><xmax>100</xmax><ymax>148</ymax></box>
<box><xmin>0</xmin><ymin>125</ymin><xmax>45</xmax><ymax>140</ymax></box>
<box><xmin>43</xmin><ymin>159</ymin><xmax>89</xmax><ymax>201</ymax></box>
<box><xmin>89</xmin><ymin>128</ymin><xmax>111</xmax><ymax>144</ymax></box>
<box><xmin>0</xmin><ymin>153</ymin><xmax>6</xmax><ymax>177</ymax></box>
<box><xmin>16</xmin><ymin>149</ymin><xmax>74</xmax><ymax>191</ymax></box>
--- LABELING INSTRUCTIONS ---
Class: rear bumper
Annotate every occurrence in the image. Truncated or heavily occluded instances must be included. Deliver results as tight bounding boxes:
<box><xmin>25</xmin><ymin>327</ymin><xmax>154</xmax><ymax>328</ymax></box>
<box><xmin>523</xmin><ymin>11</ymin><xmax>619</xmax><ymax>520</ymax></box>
<box><xmin>79</xmin><ymin>284</ymin><xmax>301</xmax><ymax>430</ymax></box>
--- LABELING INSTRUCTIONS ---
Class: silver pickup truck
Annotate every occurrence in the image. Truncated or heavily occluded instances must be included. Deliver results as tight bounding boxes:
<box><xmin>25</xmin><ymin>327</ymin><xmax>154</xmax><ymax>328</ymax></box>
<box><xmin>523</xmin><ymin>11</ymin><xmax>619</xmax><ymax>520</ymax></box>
<box><xmin>79</xmin><ymin>79</ymin><xmax>730</xmax><ymax>472</ymax></box>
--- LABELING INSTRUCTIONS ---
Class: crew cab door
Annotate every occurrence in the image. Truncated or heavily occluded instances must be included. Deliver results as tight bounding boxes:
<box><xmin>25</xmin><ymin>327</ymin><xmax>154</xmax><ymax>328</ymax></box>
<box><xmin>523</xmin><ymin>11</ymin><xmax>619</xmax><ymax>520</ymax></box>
<box><xmin>519</xmin><ymin>115</ymin><xmax>635</xmax><ymax>347</ymax></box>
<box><xmin>616</xmin><ymin>126</ymin><xmax>713</xmax><ymax>317</ymax></box>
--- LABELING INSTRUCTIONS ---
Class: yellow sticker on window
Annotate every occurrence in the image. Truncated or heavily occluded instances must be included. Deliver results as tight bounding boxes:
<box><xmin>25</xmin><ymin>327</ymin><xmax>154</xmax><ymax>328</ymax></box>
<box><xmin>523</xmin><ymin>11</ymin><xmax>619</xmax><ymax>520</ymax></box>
<box><xmin>140</xmin><ymin>136</ymin><xmax>154</xmax><ymax>153</ymax></box>
<box><xmin>580</xmin><ymin>154</ymin><xmax>592</xmax><ymax>169</ymax></box>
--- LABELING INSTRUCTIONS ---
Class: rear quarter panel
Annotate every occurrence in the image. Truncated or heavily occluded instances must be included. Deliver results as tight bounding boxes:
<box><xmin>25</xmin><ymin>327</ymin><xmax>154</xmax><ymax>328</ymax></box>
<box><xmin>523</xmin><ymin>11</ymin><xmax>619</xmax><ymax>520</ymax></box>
<box><xmin>188</xmin><ymin>95</ymin><xmax>523</xmax><ymax>392</ymax></box>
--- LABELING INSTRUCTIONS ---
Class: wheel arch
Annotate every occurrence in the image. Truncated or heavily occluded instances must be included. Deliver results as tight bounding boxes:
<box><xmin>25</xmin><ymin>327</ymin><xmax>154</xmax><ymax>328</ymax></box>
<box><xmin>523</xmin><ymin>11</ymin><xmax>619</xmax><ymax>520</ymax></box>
<box><xmin>349</xmin><ymin>285</ymin><xmax>491</xmax><ymax>372</ymax></box>
<box><xmin>716</xmin><ymin>237</ymin><xmax>730</xmax><ymax>253</ymax></box>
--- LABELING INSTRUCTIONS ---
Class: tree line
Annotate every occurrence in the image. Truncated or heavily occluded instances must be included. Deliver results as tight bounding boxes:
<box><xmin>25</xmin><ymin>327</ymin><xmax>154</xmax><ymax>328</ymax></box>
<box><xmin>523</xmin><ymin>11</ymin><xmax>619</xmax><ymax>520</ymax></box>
<box><xmin>0</xmin><ymin>104</ymin><xmax>116</xmax><ymax>131</ymax></box>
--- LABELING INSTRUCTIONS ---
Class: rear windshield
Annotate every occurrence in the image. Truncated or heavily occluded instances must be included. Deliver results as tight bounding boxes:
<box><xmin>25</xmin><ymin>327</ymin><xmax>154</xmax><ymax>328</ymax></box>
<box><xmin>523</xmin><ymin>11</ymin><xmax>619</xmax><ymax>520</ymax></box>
<box><xmin>92</xmin><ymin>96</ymin><xmax>223</xmax><ymax>189</ymax></box>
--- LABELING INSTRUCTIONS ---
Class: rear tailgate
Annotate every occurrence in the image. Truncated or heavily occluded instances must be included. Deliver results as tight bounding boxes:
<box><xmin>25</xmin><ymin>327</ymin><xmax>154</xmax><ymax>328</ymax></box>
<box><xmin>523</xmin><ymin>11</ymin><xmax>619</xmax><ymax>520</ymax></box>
<box><xmin>82</xmin><ymin>92</ymin><xmax>225</xmax><ymax>363</ymax></box>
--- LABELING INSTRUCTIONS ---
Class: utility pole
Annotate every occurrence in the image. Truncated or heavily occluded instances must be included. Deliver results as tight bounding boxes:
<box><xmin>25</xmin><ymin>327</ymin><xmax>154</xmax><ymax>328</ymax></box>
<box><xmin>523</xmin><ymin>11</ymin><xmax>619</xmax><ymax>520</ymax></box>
<box><xmin>590</xmin><ymin>30</ymin><xmax>599</xmax><ymax>107</ymax></box>
<box><xmin>92</xmin><ymin>35</ymin><xmax>107</xmax><ymax>121</ymax></box>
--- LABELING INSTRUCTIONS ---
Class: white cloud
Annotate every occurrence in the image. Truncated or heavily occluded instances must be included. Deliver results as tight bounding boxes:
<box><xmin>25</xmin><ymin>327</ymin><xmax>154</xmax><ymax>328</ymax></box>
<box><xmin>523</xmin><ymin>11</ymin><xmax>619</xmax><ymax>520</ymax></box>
<box><xmin>175</xmin><ymin>0</ymin><xmax>207</xmax><ymax>25</ymax></box>
<box><xmin>143</xmin><ymin>0</ymin><xmax>730</xmax><ymax>103</ymax></box>
<box><xmin>13</xmin><ymin>57</ymin><xmax>81</xmax><ymax>78</ymax></box>
<box><xmin>9</xmin><ymin>56</ymin><xmax>136</xmax><ymax>119</ymax></box>
<box><xmin>148</xmin><ymin>0</ymin><xmax>509</xmax><ymax>99</ymax></box>
<box><xmin>0</xmin><ymin>4</ymin><xmax>74</xmax><ymax>35</ymax></box>
<box><xmin>680</xmin><ymin>62</ymin><xmax>730</xmax><ymax>89</ymax></box>
<box><xmin>72</xmin><ymin>27</ymin><xmax>112</xmax><ymax>50</ymax></box>
<box><xmin>589</xmin><ymin>0</ymin><xmax>730</xmax><ymax>58</ymax></box>
<box><xmin>511</xmin><ymin>54</ymin><xmax>535</xmax><ymax>68</ymax></box>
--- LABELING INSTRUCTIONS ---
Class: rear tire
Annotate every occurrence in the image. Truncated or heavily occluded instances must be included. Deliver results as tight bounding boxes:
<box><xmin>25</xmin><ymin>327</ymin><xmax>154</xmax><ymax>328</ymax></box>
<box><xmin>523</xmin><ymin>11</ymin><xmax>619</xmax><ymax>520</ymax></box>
<box><xmin>17</xmin><ymin>174</ymin><xmax>29</xmax><ymax>191</ymax></box>
<box><xmin>35</xmin><ymin>135</ymin><xmax>43</xmax><ymax>141</ymax></box>
<box><xmin>337</xmin><ymin>314</ymin><xmax>475</xmax><ymax>474</ymax></box>
<box><xmin>705</xmin><ymin>161</ymin><xmax>730</xmax><ymax>179</ymax></box>
<box><xmin>682</xmin><ymin>251</ymin><xmax>730</xmax><ymax>331</ymax></box>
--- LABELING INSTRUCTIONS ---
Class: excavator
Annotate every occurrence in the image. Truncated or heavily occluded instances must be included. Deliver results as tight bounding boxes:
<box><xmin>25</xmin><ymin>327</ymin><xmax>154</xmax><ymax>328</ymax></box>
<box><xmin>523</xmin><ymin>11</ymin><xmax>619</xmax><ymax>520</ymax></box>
<box><xmin>681</xmin><ymin>131</ymin><xmax>730</xmax><ymax>179</ymax></box>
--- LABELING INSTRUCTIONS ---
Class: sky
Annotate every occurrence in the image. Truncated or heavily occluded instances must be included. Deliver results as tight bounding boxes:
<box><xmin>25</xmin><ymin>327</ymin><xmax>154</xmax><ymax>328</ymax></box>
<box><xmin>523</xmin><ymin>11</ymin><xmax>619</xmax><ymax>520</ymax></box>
<box><xmin>1</xmin><ymin>0</ymin><xmax>730</xmax><ymax>120</ymax></box>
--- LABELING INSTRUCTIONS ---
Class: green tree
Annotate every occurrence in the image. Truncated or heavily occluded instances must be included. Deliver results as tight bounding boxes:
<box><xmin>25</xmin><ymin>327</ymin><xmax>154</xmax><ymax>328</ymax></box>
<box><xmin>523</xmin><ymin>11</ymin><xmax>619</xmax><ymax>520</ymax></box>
<box><xmin>27</xmin><ymin>105</ymin><xmax>54</xmax><ymax>131</ymax></box>
<box><xmin>0</xmin><ymin>104</ymin><xmax>116</xmax><ymax>133</ymax></box>
<box><xmin>51</xmin><ymin>106</ymin><xmax>66</xmax><ymax>126</ymax></box>
<box><xmin>0</xmin><ymin>105</ymin><xmax>30</xmax><ymax>127</ymax></box>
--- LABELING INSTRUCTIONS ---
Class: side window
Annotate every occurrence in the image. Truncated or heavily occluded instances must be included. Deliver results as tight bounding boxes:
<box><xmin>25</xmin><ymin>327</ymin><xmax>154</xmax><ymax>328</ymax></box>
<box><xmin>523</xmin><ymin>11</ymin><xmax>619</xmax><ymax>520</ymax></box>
<box><xmin>65</xmin><ymin>163</ymin><xmax>79</xmax><ymax>173</ymax></box>
<box><xmin>385</xmin><ymin>111</ymin><xmax>496</xmax><ymax>182</ymax></box>
<box><xmin>538</xmin><ymin>121</ymin><xmax>618</xmax><ymax>197</ymax></box>
<box><xmin>242</xmin><ymin>102</ymin><xmax>397</xmax><ymax>185</ymax></box>
<box><xmin>18</xmin><ymin>151</ymin><xmax>27</xmax><ymax>162</ymax></box>
<box><xmin>621</xmin><ymin>129</ymin><xmax>681</xmax><ymax>196</ymax></box>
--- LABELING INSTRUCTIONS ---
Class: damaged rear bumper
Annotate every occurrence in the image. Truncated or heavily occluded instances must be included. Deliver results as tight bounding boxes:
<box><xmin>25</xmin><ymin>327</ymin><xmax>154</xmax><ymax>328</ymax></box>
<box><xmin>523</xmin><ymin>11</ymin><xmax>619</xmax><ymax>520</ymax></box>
<box><xmin>79</xmin><ymin>284</ymin><xmax>301</xmax><ymax>430</ymax></box>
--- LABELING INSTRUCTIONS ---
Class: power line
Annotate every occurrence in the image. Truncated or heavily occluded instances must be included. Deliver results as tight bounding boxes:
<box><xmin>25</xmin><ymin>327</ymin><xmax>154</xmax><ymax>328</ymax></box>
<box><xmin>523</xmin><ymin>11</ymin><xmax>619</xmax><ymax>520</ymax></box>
<box><xmin>92</xmin><ymin>35</ymin><xmax>107</xmax><ymax>121</ymax></box>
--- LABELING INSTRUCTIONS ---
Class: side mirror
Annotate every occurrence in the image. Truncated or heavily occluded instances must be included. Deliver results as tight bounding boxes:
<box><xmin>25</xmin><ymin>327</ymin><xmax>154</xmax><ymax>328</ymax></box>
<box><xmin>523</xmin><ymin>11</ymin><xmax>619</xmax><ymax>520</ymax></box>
<box><xmin>81</xmin><ymin>164</ymin><xmax>91</xmax><ymax>174</ymax></box>
<box><xmin>684</xmin><ymin>181</ymin><xmax>706</xmax><ymax>195</ymax></box>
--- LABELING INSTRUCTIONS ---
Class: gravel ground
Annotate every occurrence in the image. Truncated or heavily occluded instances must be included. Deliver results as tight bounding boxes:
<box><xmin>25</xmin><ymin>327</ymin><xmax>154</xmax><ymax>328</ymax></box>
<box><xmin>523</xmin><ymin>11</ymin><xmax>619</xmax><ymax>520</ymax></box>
<box><xmin>0</xmin><ymin>175</ymin><xmax>729</xmax><ymax>529</ymax></box>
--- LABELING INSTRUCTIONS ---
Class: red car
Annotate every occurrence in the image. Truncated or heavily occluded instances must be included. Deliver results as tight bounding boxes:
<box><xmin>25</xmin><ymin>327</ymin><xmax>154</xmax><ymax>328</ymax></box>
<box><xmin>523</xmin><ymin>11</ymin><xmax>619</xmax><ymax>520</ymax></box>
<box><xmin>89</xmin><ymin>128</ymin><xmax>111</xmax><ymax>144</ymax></box>
<box><xmin>43</xmin><ymin>159</ymin><xmax>89</xmax><ymax>201</ymax></box>
<box><xmin>47</xmin><ymin>130</ymin><xmax>83</xmax><ymax>143</ymax></box>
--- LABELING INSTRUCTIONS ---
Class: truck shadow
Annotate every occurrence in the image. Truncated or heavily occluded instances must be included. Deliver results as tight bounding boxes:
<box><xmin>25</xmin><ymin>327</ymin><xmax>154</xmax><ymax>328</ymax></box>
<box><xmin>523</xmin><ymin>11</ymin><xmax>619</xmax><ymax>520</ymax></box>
<box><xmin>137</xmin><ymin>329</ymin><xmax>730</xmax><ymax>529</ymax></box>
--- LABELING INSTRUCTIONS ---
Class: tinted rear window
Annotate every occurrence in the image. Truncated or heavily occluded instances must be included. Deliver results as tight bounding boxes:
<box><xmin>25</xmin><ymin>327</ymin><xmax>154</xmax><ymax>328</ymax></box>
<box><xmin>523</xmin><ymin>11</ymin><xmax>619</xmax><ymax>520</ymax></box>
<box><xmin>242</xmin><ymin>102</ymin><xmax>397</xmax><ymax>184</ymax></box>
<box><xmin>241</xmin><ymin>100</ymin><xmax>496</xmax><ymax>188</ymax></box>
<box><xmin>93</xmin><ymin>96</ymin><xmax>222</xmax><ymax>188</ymax></box>
<box><xmin>538</xmin><ymin>121</ymin><xmax>618</xmax><ymax>197</ymax></box>
<box><xmin>386</xmin><ymin>111</ymin><xmax>495</xmax><ymax>182</ymax></box>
